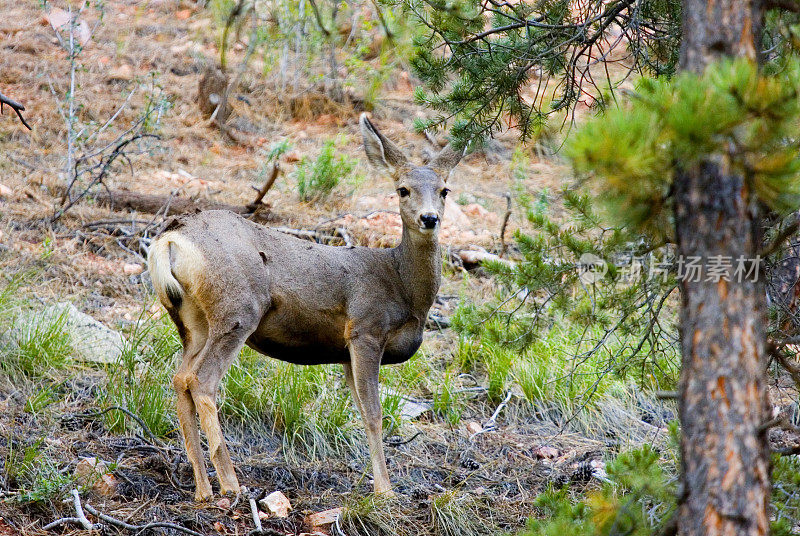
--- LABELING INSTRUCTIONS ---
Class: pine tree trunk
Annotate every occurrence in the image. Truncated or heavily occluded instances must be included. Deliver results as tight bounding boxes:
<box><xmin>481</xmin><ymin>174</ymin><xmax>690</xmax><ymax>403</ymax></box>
<box><xmin>675</xmin><ymin>1</ymin><xmax>770</xmax><ymax>535</ymax></box>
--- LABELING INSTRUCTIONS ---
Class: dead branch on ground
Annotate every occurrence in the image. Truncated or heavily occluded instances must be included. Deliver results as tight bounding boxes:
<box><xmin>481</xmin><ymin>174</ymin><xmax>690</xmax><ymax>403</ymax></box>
<box><xmin>0</xmin><ymin>91</ymin><xmax>31</xmax><ymax>130</ymax></box>
<box><xmin>52</xmin><ymin>133</ymin><xmax>160</xmax><ymax>223</ymax></box>
<box><xmin>43</xmin><ymin>489</ymin><xmax>95</xmax><ymax>531</ymax></box>
<box><xmin>82</xmin><ymin>502</ymin><xmax>204</xmax><ymax>536</ymax></box>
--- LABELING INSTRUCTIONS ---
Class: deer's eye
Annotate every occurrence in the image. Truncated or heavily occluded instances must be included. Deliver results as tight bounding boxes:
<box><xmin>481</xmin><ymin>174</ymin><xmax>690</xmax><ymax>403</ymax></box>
<box><xmin>440</xmin><ymin>188</ymin><xmax>450</xmax><ymax>199</ymax></box>
<box><xmin>397</xmin><ymin>187</ymin><xmax>410</xmax><ymax>198</ymax></box>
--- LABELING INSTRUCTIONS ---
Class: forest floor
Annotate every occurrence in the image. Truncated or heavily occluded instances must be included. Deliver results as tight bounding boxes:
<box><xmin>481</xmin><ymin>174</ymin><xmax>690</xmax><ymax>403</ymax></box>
<box><xmin>0</xmin><ymin>1</ymin><xmax>677</xmax><ymax>535</ymax></box>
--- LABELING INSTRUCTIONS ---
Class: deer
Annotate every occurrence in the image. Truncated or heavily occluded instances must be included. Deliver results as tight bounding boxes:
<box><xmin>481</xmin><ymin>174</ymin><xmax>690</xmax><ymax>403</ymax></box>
<box><xmin>147</xmin><ymin>114</ymin><xmax>462</xmax><ymax>501</ymax></box>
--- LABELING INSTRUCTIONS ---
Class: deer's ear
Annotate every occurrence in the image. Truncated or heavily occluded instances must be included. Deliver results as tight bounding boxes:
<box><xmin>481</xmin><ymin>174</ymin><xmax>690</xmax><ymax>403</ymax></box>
<box><xmin>360</xmin><ymin>113</ymin><xmax>409</xmax><ymax>177</ymax></box>
<box><xmin>429</xmin><ymin>144</ymin><xmax>463</xmax><ymax>181</ymax></box>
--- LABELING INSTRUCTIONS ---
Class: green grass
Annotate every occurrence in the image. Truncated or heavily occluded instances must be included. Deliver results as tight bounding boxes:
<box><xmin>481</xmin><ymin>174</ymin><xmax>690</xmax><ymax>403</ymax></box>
<box><xmin>338</xmin><ymin>490</ymin><xmax>494</xmax><ymax>536</ymax></box>
<box><xmin>4</xmin><ymin>438</ymin><xmax>77</xmax><ymax>504</ymax></box>
<box><xmin>451</xmin><ymin>301</ymin><xmax>678</xmax><ymax>418</ymax></box>
<box><xmin>294</xmin><ymin>137</ymin><xmax>357</xmax><ymax>202</ymax></box>
<box><xmin>101</xmin><ymin>311</ymin><xmax>180</xmax><ymax>438</ymax></box>
<box><xmin>221</xmin><ymin>346</ymin><xmax>361</xmax><ymax>460</ymax></box>
<box><xmin>0</xmin><ymin>276</ymin><xmax>74</xmax><ymax>381</ymax></box>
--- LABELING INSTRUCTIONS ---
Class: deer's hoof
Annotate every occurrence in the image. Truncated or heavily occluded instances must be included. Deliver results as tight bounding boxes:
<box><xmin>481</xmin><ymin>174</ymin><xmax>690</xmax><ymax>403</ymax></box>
<box><xmin>194</xmin><ymin>489</ymin><xmax>214</xmax><ymax>502</ymax></box>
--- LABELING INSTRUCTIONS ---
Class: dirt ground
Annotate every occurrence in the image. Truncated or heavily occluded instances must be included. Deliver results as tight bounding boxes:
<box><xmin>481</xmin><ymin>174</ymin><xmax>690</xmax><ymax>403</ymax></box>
<box><xmin>0</xmin><ymin>1</ymin><xmax>670</xmax><ymax>535</ymax></box>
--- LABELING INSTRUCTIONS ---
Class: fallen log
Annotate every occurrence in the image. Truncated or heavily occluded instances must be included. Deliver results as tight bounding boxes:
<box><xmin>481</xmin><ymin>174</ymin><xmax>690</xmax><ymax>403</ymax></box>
<box><xmin>96</xmin><ymin>163</ymin><xmax>279</xmax><ymax>220</ymax></box>
<box><xmin>96</xmin><ymin>189</ymin><xmax>271</xmax><ymax>219</ymax></box>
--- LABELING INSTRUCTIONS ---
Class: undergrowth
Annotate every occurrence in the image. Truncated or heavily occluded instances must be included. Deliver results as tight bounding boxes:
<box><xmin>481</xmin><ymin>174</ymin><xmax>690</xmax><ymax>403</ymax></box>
<box><xmin>294</xmin><ymin>137</ymin><xmax>359</xmax><ymax>201</ymax></box>
<box><xmin>0</xmin><ymin>276</ymin><xmax>73</xmax><ymax>381</ymax></box>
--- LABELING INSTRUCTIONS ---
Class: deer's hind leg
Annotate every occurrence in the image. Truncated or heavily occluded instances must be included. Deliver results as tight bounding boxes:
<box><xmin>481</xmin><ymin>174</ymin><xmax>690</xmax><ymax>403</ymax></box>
<box><xmin>188</xmin><ymin>306</ymin><xmax>261</xmax><ymax>496</ymax></box>
<box><xmin>169</xmin><ymin>301</ymin><xmax>213</xmax><ymax>501</ymax></box>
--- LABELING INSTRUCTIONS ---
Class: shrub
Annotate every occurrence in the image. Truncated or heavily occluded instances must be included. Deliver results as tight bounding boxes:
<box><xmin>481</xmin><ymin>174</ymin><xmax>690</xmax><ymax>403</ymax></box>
<box><xmin>295</xmin><ymin>138</ymin><xmax>357</xmax><ymax>201</ymax></box>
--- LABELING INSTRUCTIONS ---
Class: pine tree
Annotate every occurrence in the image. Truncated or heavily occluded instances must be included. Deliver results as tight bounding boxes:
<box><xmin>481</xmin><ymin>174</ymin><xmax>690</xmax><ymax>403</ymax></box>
<box><xmin>398</xmin><ymin>1</ymin><xmax>800</xmax><ymax>534</ymax></box>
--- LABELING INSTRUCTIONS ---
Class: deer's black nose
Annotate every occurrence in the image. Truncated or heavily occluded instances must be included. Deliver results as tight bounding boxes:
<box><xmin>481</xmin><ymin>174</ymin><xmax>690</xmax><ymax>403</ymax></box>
<box><xmin>420</xmin><ymin>214</ymin><xmax>439</xmax><ymax>229</ymax></box>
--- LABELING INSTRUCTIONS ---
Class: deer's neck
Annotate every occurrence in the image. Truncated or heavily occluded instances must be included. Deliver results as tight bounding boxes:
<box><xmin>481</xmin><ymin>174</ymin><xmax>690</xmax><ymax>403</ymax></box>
<box><xmin>394</xmin><ymin>226</ymin><xmax>441</xmax><ymax>316</ymax></box>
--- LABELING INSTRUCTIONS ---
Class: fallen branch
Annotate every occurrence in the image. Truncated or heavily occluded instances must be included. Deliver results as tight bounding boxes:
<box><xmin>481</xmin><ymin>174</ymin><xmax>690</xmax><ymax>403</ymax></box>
<box><xmin>483</xmin><ymin>391</ymin><xmax>513</xmax><ymax>431</ymax></box>
<box><xmin>83</xmin><ymin>501</ymin><xmax>204</xmax><ymax>536</ymax></box>
<box><xmin>96</xmin><ymin>189</ymin><xmax>272</xmax><ymax>220</ymax></box>
<box><xmin>0</xmin><ymin>91</ymin><xmax>32</xmax><ymax>130</ymax></box>
<box><xmin>246</xmin><ymin>162</ymin><xmax>280</xmax><ymax>212</ymax></box>
<box><xmin>43</xmin><ymin>489</ymin><xmax>97</xmax><ymax>531</ymax></box>
<box><xmin>249</xmin><ymin>497</ymin><xmax>263</xmax><ymax>534</ymax></box>
<box><xmin>458</xmin><ymin>247</ymin><xmax>516</xmax><ymax>269</ymax></box>
<box><xmin>773</xmin><ymin>444</ymin><xmax>800</xmax><ymax>455</ymax></box>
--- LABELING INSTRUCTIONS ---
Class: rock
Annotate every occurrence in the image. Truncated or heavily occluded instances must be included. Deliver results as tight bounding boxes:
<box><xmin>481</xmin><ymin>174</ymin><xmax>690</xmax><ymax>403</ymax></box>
<box><xmin>95</xmin><ymin>473</ymin><xmax>119</xmax><ymax>497</ymax></box>
<box><xmin>175</xmin><ymin>8</ymin><xmax>192</xmax><ymax>20</ymax></box>
<box><xmin>257</xmin><ymin>511</ymin><xmax>270</xmax><ymax>522</ymax></box>
<box><xmin>382</xmin><ymin>387</ymin><xmax>432</xmax><ymax>420</ymax></box>
<box><xmin>283</xmin><ymin>150</ymin><xmax>301</xmax><ymax>163</ymax></box>
<box><xmin>74</xmin><ymin>457</ymin><xmax>118</xmax><ymax>496</ymax></box>
<box><xmin>123</xmin><ymin>263</ymin><xmax>144</xmax><ymax>275</ymax></box>
<box><xmin>47</xmin><ymin>8</ymin><xmax>91</xmax><ymax>45</ymax></box>
<box><xmin>74</xmin><ymin>457</ymin><xmax>108</xmax><ymax>483</ymax></box>
<box><xmin>36</xmin><ymin>302</ymin><xmax>124</xmax><ymax>364</ymax></box>
<box><xmin>259</xmin><ymin>490</ymin><xmax>291</xmax><ymax>518</ymax></box>
<box><xmin>466</xmin><ymin>421</ymin><xmax>483</xmax><ymax>435</ymax></box>
<box><xmin>532</xmin><ymin>446</ymin><xmax>559</xmax><ymax>459</ymax></box>
<box><xmin>590</xmin><ymin>460</ymin><xmax>609</xmax><ymax>482</ymax></box>
<box><xmin>462</xmin><ymin>203</ymin><xmax>490</xmax><ymax>219</ymax></box>
<box><xmin>305</xmin><ymin>507</ymin><xmax>342</xmax><ymax>532</ymax></box>
<box><xmin>0</xmin><ymin>183</ymin><xmax>12</xmax><ymax>198</ymax></box>
<box><xmin>216</xmin><ymin>497</ymin><xmax>231</xmax><ymax>510</ymax></box>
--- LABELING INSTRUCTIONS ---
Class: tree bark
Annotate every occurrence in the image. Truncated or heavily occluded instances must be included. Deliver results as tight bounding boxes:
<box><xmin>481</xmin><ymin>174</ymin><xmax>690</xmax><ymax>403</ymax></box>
<box><xmin>675</xmin><ymin>1</ymin><xmax>770</xmax><ymax>535</ymax></box>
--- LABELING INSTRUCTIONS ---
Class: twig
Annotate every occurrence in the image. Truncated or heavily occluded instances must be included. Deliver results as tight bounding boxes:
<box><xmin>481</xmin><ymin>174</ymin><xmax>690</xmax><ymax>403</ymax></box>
<box><xmin>336</xmin><ymin>227</ymin><xmax>353</xmax><ymax>248</ymax></box>
<box><xmin>482</xmin><ymin>391</ymin><xmax>513</xmax><ymax>431</ymax></box>
<box><xmin>385</xmin><ymin>431</ymin><xmax>423</xmax><ymax>446</ymax></box>
<box><xmin>43</xmin><ymin>489</ymin><xmax>96</xmax><ymax>531</ymax></box>
<box><xmin>307</xmin><ymin>0</ymin><xmax>331</xmax><ymax>36</ymax></box>
<box><xmin>759</xmin><ymin>219</ymin><xmax>800</xmax><ymax>257</ymax></box>
<box><xmin>249</xmin><ymin>497</ymin><xmax>263</xmax><ymax>534</ymax></box>
<box><xmin>654</xmin><ymin>390</ymin><xmax>679</xmax><ymax>400</ymax></box>
<box><xmin>0</xmin><ymin>91</ymin><xmax>32</xmax><ymax>130</ymax></box>
<box><xmin>74</xmin><ymin>405</ymin><xmax>166</xmax><ymax>448</ymax></box>
<box><xmin>499</xmin><ymin>192</ymin><xmax>512</xmax><ymax>258</ymax></box>
<box><xmin>83</xmin><ymin>502</ymin><xmax>204</xmax><ymax>536</ymax></box>
<box><xmin>769</xmin><ymin>342</ymin><xmax>800</xmax><ymax>390</ymax></box>
<box><xmin>764</xmin><ymin>0</ymin><xmax>800</xmax><ymax>12</ymax></box>
<box><xmin>246</xmin><ymin>162</ymin><xmax>280</xmax><ymax>211</ymax></box>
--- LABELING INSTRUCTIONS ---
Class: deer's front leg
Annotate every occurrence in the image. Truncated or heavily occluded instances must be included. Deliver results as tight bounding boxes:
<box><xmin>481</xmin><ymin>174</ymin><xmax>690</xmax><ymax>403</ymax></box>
<box><xmin>347</xmin><ymin>335</ymin><xmax>392</xmax><ymax>494</ymax></box>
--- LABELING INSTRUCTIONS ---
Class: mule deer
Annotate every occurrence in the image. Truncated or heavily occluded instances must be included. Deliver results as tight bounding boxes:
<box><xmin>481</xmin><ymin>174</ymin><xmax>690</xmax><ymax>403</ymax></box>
<box><xmin>147</xmin><ymin>114</ymin><xmax>461</xmax><ymax>500</ymax></box>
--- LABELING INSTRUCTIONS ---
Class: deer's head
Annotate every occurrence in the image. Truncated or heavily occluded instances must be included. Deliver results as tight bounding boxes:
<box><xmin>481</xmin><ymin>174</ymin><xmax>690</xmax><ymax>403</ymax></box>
<box><xmin>360</xmin><ymin>114</ymin><xmax>462</xmax><ymax>237</ymax></box>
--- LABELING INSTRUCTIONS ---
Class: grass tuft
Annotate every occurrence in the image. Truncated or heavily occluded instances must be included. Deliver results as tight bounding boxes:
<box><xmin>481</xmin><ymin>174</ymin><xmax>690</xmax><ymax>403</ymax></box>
<box><xmin>101</xmin><ymin>311</ymin><xmax>180</xmax><ymax>438</ymax></box>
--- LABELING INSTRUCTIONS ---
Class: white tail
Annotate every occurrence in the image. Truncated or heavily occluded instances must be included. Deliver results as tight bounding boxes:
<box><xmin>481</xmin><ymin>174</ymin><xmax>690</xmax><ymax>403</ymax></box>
<box><xmin>147</xmin><ymin>232</ymin><xmax>204</xmax><ymax>307</ymax></box>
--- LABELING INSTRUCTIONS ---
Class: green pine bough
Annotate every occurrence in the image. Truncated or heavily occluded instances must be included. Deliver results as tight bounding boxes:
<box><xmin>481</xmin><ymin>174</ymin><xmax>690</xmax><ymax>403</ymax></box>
<box><xmin>567</xmin><ymin>58</ymin><xmax>800</xmax><ymax>236</ymax></box>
